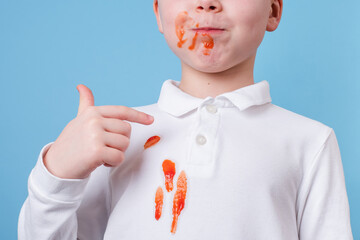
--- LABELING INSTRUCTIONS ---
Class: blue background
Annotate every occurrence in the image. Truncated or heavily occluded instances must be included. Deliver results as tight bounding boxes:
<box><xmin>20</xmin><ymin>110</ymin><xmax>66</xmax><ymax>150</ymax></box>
<box><xmin>0</xmin><ymin>1</ymin><xmax>359</xmax><ymax>239</ymax></box>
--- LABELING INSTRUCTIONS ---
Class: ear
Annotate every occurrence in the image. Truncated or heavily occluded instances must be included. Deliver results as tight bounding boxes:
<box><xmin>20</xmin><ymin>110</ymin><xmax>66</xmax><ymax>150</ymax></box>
<box><xmin>266</xmin><ymin>0</ymin><xmax>283</xmax><ymax>32</ymax></box>
<box><xmin>153</xmin><ymin>0</ymin><xmax>164</xmax><ymax>34</ymax></box>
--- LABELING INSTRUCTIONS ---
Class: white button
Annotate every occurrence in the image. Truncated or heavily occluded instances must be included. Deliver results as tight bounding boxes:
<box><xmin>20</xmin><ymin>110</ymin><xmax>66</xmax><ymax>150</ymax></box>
<box><xmin>205</xmin><ymin>104</ymin><xmax>218</xmax><ymax>114</ymax></box>
<box><xmin>196</xmin><ymin>134</ymin><xmax>207</xmax><ymax>145</ymax></box>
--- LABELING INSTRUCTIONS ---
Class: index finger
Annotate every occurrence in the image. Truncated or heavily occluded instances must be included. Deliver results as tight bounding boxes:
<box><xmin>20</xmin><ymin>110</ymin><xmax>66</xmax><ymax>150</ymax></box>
<box><xmin>96</xmin><ymin>105</ymin><xmax>154</xmax><ymax>125</ymax></box>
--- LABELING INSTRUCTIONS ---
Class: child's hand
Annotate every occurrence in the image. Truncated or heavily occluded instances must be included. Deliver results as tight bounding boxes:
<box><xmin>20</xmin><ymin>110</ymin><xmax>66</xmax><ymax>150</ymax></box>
<box><xmin>43</xmin><ymin>84</ymin><xmax>154</xmax><ymax>179</ymax></box>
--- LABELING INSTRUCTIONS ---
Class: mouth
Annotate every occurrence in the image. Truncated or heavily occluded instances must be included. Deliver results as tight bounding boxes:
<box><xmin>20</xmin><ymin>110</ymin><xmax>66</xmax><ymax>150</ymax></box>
<box><xmin>191</xmin><ymin>27</ymin><xmax>225</xmax><ymax>34</ymax></box>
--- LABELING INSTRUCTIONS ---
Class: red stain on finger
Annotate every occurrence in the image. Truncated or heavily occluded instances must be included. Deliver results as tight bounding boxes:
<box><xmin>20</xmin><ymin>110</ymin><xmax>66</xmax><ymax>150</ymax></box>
<box><xmin>171</xmin><ymin>170</ymin><xmax>187</xmax><ymax>234</ymax></box>
<box><xmin>144</xmin><ymin>135</ymin><xmax>160</xmax><ymax>149</ymax></box>
<box><xmin>162</xmin><ymin>160</ymin><xmax>176</xmax><ymax>192</ymax></box>
<box><xmin>155</xmin><ymin>186</ymin><xmax>164</xmax><ymax>220</ymax></box>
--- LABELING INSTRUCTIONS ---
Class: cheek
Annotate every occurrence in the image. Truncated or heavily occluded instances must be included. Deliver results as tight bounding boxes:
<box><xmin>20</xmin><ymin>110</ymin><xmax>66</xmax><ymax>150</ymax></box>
<box><xmin>161</xmin><ymin>10</ymin><xmax>183</xmax><ymax>48</ymax></box>
<box><xmin>251</xmin><ymin>2</ymin><xmax>269</xmax><ymax>31</ymax></box>
<box><xmin>232</xmin><ymin>5</ymin><xmax>269</xmax><ymax>48</ymax></box>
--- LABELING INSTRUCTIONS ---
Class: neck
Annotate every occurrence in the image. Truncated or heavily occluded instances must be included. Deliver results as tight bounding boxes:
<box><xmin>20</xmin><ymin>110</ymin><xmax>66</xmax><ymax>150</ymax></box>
<box><xmin>178</xmin><ymin>55</ymin><xmax>256</xmax><ymax>99</ymax></box>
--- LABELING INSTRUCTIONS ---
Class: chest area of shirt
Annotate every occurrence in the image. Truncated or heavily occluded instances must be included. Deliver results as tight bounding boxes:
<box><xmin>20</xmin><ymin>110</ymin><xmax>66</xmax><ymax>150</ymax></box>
<box><xmin>110</xmin><ymin>120</ymin><xmax>301</xmax><ymax>213</ymax></box>
<box><xmin>107</xmin><ymin>112</ymin><xmax>301</xmax><ymax>238</ymax></box>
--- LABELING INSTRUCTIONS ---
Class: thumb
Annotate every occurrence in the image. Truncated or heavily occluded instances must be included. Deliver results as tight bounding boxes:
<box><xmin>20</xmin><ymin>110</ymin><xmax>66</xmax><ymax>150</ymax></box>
<box><xmin>76</xmin><ymin>84</ymin><xmax>95</xmax><ymax>116</ymax></box>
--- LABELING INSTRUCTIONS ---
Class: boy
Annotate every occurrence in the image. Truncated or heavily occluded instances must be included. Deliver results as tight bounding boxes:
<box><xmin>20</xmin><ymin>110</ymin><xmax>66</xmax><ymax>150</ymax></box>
<box><xmin>18</xmin><ymin>0</ymin><xmax>353</xmax><ymax>239</ymax></box>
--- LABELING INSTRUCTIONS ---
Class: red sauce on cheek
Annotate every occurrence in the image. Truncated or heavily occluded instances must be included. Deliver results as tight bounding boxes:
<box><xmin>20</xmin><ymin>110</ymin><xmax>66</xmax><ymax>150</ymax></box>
<box><xmin>144</xmin><ymin>135</ymin><xmax>161</xmax><ymax>149</ymax></box>
<box><xmin>175</xmin><ymin>11</ymin><xmax>189</xmax><ymax>48</ymax></box>
<box><xmin>162</xmin><ymin>160</ymin><xmax>176</xmax><ymax>192</ymax></box>
<box><xmin>155</xmin><ymin>186</ymin><xmax>164</xmax><ymax>220</ymax></box>
<box><xmin>171</xmin><ymin>170</ymin><xmax>187</xmax><ymax>234</ymax></box>
<box><xmin>177</xmin><ymin>28</ymin><xmax>187</xmax><ymax>48</ymax></box>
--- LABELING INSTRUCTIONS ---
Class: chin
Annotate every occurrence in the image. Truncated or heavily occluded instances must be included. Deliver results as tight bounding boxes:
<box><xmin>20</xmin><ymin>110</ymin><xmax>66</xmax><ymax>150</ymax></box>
<box><xmin>193</xmin><ymin>65</ymin><xmax>228</xmax><ymax>73</ymax></box>
<box><xmin>172</xmin><ymin>45</ymin><xmax>237</xmax><ymax>74</ymax></box>
<box><xmin>183</xmin><ymin>56</ymin><xmax>234</xmax><ymax>74</ymax></box>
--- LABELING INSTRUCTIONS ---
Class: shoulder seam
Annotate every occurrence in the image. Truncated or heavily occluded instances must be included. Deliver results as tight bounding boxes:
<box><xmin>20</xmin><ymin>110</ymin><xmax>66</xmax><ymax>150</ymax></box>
<box><xmin>296</xmin><ymin>127</ymin><xmax>334</xmax><ymax>230</ymax></box>
<box><xmin>301</xmin><ymin>127</ymin><xmax>334</xmax><ymax>186</ymax></box>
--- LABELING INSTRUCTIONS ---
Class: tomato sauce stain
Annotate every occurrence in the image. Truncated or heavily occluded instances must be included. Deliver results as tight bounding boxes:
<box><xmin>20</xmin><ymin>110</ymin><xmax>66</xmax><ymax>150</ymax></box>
<box><xmin>175</xmin><ymin>11</ymin><xmax>189</xmax><ymax>48</ymax></box>
<box><xmin>152</xmin><ymin>139</ymin><xmax>188</xmax><ymax>233</ymax></box>
<box><xmin>188</xmin><ymin>32</ymin><xmax>198</xmax><ymax>50</ymax></box>
<box><xmin>201</xmin><ymin>33</ymin><xmax>214</xmax><ymax>56</ymax></box>
<box><xmin>155</xmin><ymin>186</ymin><xmax>164</xmax><ymax>220</ymax></box>
<box><xmin>162</xmin><ymin>160</ymin><xmax>176</xmax><ymax>192</ymax></box>
<box><xmin>144</xmin><ymin>135</ymin><xmax>160</xmax><ymax>149</ymax></box>
<box><xmin>175</xmin><ymin>11</ymin><xmax>214</xmax><ymax>55</ymax></box>
<box><xmin>171</xmin><ymin>170</ymin><xmax>187</xmax><ymax>234</ymax></box>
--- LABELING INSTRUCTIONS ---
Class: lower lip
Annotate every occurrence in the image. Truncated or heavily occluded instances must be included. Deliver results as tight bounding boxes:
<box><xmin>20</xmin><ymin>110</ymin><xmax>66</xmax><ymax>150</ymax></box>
<box><xmin>192</xmin><ymin>29</ymin><xmax>225</xmax><ymax>34</ymax></box>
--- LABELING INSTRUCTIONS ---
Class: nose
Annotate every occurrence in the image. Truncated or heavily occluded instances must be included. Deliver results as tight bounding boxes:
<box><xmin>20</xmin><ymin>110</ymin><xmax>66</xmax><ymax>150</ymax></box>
<box><xmin>196</xmin><ymin>0</ymin><xmax>223</xmax><ymax>13</ymax></box>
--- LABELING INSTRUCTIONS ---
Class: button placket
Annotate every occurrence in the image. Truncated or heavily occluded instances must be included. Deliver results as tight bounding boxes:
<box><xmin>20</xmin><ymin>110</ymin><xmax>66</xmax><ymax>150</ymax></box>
<box><xmin>186</xmin><ymin>100</ymin><xmax>221</xmax><ymax>167</ymax></box>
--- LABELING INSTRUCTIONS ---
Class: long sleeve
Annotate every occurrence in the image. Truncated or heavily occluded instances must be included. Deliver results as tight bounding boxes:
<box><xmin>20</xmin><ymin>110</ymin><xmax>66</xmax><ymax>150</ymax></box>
<box><xmin>296</xmin><ymin>129</ymin><xmax>353</xmax><ymax>239</ymax></box>
<box><xmin>18</xmin><ymin>142</ymin><xmax>111</xmax><ymax>240</ymax></box>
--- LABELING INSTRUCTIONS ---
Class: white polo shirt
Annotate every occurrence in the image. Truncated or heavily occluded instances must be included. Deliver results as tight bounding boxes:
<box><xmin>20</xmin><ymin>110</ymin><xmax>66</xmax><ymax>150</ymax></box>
<box><xmin>18</xmin><ymin>79</ymin><xmax>353</xmax><ymax>240</ymax></box>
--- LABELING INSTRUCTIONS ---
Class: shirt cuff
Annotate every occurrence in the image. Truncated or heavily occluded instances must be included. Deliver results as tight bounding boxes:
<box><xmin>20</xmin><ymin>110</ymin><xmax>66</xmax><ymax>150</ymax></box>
<box><xmin>29</xmin><ymin>142</ymin><xmax>90</xmax><ymax>203</ymax></box>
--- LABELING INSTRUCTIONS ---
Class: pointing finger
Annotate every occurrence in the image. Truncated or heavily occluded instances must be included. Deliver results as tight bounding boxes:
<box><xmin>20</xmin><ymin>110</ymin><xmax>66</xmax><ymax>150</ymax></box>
<box><xmin>97</xmin><ymin>105</ymin><xmax>154</xmax><ymax>125</ymax></box>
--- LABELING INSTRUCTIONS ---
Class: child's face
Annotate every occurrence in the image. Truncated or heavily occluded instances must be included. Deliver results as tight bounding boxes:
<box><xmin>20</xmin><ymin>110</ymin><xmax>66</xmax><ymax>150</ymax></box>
<box><xmin>153</xmin><ymin>0</ymin><xmax>282</xmax><ymax>73</ymax></box>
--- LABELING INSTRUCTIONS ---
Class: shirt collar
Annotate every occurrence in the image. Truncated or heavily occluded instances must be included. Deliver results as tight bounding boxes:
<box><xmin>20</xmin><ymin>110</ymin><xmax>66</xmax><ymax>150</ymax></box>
<box><xmin>157</xmin><ymin>79</ymin><xmax>272</xmax><ymax>117</ymax></box>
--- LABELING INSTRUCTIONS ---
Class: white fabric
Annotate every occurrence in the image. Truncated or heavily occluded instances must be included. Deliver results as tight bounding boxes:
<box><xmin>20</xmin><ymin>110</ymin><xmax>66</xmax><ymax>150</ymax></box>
<box><xmin>18</xmin><ymin>79</ymin><xmax>353</xmax><ymax>239</ymax></box>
